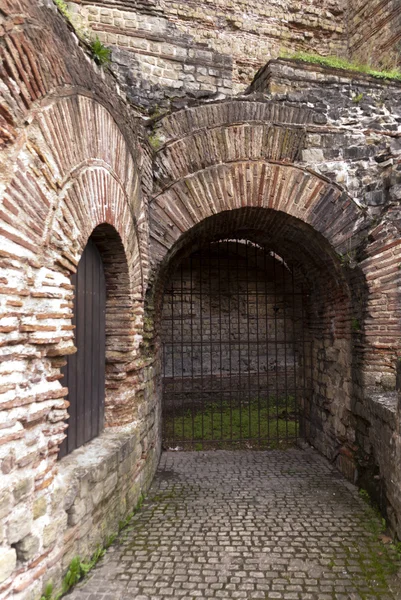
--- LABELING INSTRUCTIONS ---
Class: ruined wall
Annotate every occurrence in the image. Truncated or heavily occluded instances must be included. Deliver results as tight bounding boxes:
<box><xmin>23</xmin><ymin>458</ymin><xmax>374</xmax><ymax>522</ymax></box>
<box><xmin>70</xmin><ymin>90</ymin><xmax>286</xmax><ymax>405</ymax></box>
<box><xmin>349</xmin><ymin>0</ymin><xmax>401</xmax><ymax>69</ymax></box>
<box><xmin>1</xmin><ymin>1</ymin><xmax>401</xmax><ymax>597</ymax></box>
<box><xmin>148</xmin><ymin>61</ymin><xmax>401</xmax><ymax>534</ymax></box>
<box><xmin>0</xmin><ymin>1</ymin><xmax>160</xmax><ymax>597</ymax></box>
<box><xmin>67</xmin><ymin>0</ymin><xmax>347</xmax><ymax>108</ymax></box>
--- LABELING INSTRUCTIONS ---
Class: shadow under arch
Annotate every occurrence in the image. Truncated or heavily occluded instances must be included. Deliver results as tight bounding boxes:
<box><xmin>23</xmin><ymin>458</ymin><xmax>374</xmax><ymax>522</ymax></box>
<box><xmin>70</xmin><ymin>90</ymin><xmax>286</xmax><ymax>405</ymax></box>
<box><xmin>147</xmin><ymin>206</ymin><xmax>365</xmax><ymax>468</ymax></box>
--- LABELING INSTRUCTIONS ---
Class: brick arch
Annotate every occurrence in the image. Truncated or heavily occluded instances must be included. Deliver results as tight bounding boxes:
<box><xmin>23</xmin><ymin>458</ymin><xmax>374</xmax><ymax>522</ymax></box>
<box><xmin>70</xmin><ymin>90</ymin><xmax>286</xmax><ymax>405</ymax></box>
<box><xmin>149</xmin><ymin>160</ymin><xmax>368</xmax><ymax>269</ymax></box>
<box><xmin>148</xmin><ymin>154</ymin><xmax>369</xmax><ymax>464</ymax></box>
<box><xmin>149</xmin><ymin>205</ymin><xmax>360</xmax><ymax>466</ymax></box>
<box><xmin>150</xmin><ymin>205</ymin><xmax>352</xmax><ymax>334</ymax></box>
<box><xmin>2</xmin><ymin>94</ymin><xmax>145</xmax><ymax>290</ymax></box>
<box><xmin>152</xmin><ymin>101</ymin><xmax>315</xmax><ymax>192</ymax></box>
<box><xmin>45</xmin><ymin>164</ymin><xmax>142</xmax><ymax>302</ymax></box>
<box><xmin>67</xmin><ymin>222</ymin><xmax>136</xmax><ymax>430</ymax></box>
<box><xmin>47</xmin><ymin>168</ymin><xmax>143</xmax><ymax>429</ymax></box>
<box><xmin>0</xmin><ymin>93</ymin><xmax>146</xmax><ymax>450</ymax></box>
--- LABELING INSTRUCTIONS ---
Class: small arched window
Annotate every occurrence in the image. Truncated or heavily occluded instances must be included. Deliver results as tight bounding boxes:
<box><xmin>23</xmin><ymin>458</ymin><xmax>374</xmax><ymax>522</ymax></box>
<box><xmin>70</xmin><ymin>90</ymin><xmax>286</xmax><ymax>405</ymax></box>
<box><xmin>59</xmin><ymin>237</ymin><xmax>106</xmax><ymax>458</ymax></box>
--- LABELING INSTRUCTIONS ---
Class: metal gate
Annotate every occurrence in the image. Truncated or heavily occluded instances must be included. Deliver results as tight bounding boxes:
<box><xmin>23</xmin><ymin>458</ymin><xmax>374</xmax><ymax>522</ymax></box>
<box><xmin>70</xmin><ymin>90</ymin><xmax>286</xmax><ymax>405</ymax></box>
<box><xmin>161</xmin><ymin>239</ymin><xmax>312</xmax><ymax>450</ymax></box>
<box><xmin>59</xmin><ymin>238</ymin><xmax>106</xmax><ymax>458</ymax></box>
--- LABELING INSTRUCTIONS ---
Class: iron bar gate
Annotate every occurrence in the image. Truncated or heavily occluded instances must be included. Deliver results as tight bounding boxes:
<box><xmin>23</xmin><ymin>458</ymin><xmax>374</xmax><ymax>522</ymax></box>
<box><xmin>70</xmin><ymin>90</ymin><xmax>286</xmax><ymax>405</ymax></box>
<box><xmin>161</xmin><ymin>239</ymin><xmax>312</xmax><ymax>450</ymax></box>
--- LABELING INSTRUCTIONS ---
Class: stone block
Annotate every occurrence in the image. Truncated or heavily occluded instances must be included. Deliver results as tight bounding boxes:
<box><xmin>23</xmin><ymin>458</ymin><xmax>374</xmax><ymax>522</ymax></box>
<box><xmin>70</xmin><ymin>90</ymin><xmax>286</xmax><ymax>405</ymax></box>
<box><xmin>63</xmin><ymin>479</ymin><xmax>79</xmax><ymax>511</ymax></box>
<box><xmin>33</xmin><ymin>496</ymin><xmax>47</xmax><ymax>520</ymax></box>
<box><xmin>104</xmin><ymin>472</ymin><xmax>118</xmax><ymax>499</ymax></box>
<box><xmin>8</xmin><ymin>506</ymin><xmax>32</xmax><ymax>544</ymax></box>
<box><xmin>13</xmin><ymin>477</ymin><xmax>34</xmax><ymax>503</ymax></box>
<box><xmin>15</xmin><ymin>534</ymin><xmax>40</xmax><ymax>562</ymax></box>
<box><xmin>302</xmin><ymin>148</ymin><xmax>324</xmax><ymax>162</ymax></box>
<box><xmin>68</xmin><ymin>497</ymin><xmax>88</xmax><ymax>526</ymax></box>
<box><xmin>0</xmin><ymin>547</ymin><xmax>16</xmax><ymax>583</ymax></box>
<box><xmin>0</xmin><ymin>490</ymin><xmax>12</xmax><ymax>520</ymax></box>
<box><xmin>43</xmin><ymin>515</ymin><xmax>67</xmax><ymax>548</ymax></box>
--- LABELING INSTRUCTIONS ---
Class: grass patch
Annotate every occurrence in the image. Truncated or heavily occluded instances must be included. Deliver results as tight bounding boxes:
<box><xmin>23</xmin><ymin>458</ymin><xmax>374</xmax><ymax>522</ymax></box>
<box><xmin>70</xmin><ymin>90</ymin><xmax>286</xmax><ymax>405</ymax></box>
<box><xmin>164</xmin><ymin>396</ymin><xmax>298</xmax><ymax>449</ymax></box>
<box><xmin>357</xmin><ymin>488</ymin><xmax>401</xmax><ymax>579</ymax></box>
<box><xmin>40</xmin><ymin>493</ymin><xmax>146</xmax><ymax>600</ymax></box>
<box><xmin>280</xmin><ymin>51</ymin><xmax>401</xmax><ymax>82</ymax></box>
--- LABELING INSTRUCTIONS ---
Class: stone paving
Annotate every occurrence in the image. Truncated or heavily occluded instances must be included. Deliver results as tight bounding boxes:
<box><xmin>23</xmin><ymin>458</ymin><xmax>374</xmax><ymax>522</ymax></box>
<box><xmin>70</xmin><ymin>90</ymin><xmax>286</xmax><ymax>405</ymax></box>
<box><xmin>67</xmin><ymin>449</ymin><xmax>401</xmax><ymax>600</ymax></box>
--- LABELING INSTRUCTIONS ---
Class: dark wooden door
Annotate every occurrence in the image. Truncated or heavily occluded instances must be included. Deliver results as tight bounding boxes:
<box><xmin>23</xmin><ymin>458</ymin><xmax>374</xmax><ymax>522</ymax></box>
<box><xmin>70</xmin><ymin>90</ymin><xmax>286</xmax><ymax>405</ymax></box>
<box><xmin>59</xmin><ymin>238</ymin><xmax>106</xmax><ymax>458</ymax></box>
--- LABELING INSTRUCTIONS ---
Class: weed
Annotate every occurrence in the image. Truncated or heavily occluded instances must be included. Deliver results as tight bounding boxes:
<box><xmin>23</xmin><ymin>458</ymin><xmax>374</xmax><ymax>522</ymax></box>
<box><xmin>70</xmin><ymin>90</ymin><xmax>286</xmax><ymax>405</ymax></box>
<box><xmin>338</xmin><ymin>250</ymin><xmax>357</xmax><ymax>268</ymax></box>
<box><xmin>352</xmin><ymin>93</ymin><xmax>364</xmax><ymax>104</ymax></box>
<box><xmin>119</xmin><ymin>493</ymin><xmax>144</xmax><ymax>532</ymax></box>
<box><xmin>53</xmin><ymin>0</ymin><xmax>71</xmax><ymax>19</ymax></box>
<box><xmin>90</xmin><ymin>37</ymin><xmax>111</xmax><ymax>66</ymax></box>
<box><xmin>279</xmin><ymin>50</ymin><xmax>401</xmax><ymax>82</ymax></box>
<box><xmin>351</xmin><ymin>317</ymin><xmax>361</xmax><ymax>332</ymax></box>
<box><xmin>104</xmin><ymin>533</ymin><xmax>116</xmax><ymax>548</ymax></box>
<box><xmin>40</xmin><ymin>583</ymin><xmax>53</xmax><ymax>600</ymax></box>
<box><xmin>41</xmin><ymin>493</ymin><xmax>146</xmax><ymax>599</ymax></box>
<box><xmin>62</xmin><ymin>556</ymin><xmax>84</xmax><ymax>593</ymax></box>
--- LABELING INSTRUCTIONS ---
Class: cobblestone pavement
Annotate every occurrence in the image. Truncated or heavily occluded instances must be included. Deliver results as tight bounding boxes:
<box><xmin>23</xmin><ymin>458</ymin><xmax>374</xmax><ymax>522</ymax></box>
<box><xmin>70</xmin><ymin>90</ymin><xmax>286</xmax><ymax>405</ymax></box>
<box><xmin>67</xmin><ymin>449</ymin><xmax>401</xmax><ymax>600</ymax></box>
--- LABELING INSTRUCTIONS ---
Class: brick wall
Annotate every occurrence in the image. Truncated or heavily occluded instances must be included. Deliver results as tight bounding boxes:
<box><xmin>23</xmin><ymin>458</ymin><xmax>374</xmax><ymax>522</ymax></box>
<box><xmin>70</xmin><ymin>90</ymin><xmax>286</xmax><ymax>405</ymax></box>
<box><xmin>0</xmin><ymin>2</ymin><xmax>160</xmax><ymax>597</ymax></box>
<box><xmin>349</xmin><ymin>0</ymin><xmax>401</xmax><ymax>68</ymax></box>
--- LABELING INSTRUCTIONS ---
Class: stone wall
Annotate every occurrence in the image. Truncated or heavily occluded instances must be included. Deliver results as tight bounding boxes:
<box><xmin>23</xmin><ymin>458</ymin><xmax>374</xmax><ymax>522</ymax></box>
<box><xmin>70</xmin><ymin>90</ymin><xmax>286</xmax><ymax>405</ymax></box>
<box><xmin>67</xmin><ymin>0</ymin><xmax>401</xmax><ymax>112</ymax></box>
<box><xmin>247</xmin><ymin>59</ymin><xmax>401</xmax><ymax>392</ymax></box>
<box><xmin>67</xmin><ymin>0</ymin><xmax>347</xmax><ymax>108</ymax></box>
<box><xmin>349</xmin><ymin>0</ymin><xmax>401</xmax><ymax>69</ymax></box>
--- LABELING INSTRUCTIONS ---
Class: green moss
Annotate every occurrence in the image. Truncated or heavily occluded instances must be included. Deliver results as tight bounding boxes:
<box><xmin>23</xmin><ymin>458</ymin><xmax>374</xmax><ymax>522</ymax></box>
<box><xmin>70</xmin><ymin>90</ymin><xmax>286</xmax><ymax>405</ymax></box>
<box><xmin>280</xmin><ymin>51</ymin><xmax>401</xmax><ymax>82</ymax></box>
<box><xmin>148</xmin><ymin>131</ymin><xmax>163</xmax><ymax>151</ymax></box>
<box><xmin>164</xmin><ymin>396</ymin><xmax>298</xmax><ymax>449</ymax></box>
<box><xmin>53</xmin><ymin>0</ymin><xmax>71</xmax><ymax>19</ymax></box>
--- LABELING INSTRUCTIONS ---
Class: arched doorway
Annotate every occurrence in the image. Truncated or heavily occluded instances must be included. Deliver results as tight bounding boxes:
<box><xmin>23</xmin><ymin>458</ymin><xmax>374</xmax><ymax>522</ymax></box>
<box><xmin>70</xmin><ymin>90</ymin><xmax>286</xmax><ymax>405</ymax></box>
<box><xmin>161</xmin><ymin>237</ymin><xmax>313</xmax><ymax>450</ymax></box>
<box><xmin>155</xmin><ymin>208</ymin><xmax>354</xmax><ymax>458</ymax></box>
<box><xmin>59</xmin><ymin>237</ymin><xmax>106</xmax><ymax>458</ymax></box>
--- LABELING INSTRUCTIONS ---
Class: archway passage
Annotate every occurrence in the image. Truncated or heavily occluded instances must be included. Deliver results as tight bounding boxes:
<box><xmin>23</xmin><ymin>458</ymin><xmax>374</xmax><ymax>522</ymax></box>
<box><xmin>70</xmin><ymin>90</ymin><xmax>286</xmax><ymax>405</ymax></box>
<box><xmin>161</xmin><ymin>238</ymin><xmax>313</xmax><ymax>450</ymax></box>
<box><xmin>59</xmin><ymin>238</ymin><xmax>106</xmax><ymax>458</ymax></box>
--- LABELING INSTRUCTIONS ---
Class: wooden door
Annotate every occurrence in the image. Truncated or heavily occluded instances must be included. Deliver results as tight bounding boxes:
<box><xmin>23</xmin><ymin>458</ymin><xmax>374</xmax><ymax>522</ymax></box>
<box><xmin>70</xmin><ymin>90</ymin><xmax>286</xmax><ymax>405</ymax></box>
<box><xmin>59</xmin><ymin>238</ymin><xmax>106</xmax><ymax>458</ymax></box>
